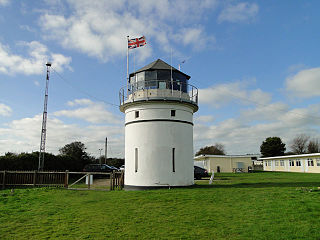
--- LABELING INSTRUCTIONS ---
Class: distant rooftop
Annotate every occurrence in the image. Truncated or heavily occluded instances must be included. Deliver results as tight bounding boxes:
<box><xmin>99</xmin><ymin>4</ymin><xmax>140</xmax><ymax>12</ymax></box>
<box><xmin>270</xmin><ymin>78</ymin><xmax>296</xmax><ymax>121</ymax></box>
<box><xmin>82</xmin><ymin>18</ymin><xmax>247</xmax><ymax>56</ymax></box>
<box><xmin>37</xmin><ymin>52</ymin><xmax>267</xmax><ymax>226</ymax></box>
<box><xmin>259</xmin><ymin>153</ymin><xmax>320</xmax><ymax>160</ymax></box>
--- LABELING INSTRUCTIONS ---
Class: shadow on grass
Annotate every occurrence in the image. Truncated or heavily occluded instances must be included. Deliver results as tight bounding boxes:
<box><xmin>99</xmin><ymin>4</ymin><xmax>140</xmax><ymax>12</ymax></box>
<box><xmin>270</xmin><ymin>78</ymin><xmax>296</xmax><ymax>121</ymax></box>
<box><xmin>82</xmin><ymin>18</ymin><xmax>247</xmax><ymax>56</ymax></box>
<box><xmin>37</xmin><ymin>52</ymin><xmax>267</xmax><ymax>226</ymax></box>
<box><xmin>192</xmin><ymin>181</ymin><xmax>320</xmax><ymax>189</ymax></box>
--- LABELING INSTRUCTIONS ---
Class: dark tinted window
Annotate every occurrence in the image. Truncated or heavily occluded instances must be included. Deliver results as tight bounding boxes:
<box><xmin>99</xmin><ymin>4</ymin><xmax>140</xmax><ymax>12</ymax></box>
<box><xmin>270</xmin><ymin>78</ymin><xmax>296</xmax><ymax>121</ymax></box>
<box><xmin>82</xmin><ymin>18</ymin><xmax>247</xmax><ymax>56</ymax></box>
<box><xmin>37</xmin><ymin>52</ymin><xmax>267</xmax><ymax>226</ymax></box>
<box><xmin>157</xmin><ymin>70</ymin><xmax>170</xmax><ymax>80</ymax></box>
<box><xmin>145</xmin><ymin>70</ymin><xmax>157</xmax><ymax>80</ymax></box>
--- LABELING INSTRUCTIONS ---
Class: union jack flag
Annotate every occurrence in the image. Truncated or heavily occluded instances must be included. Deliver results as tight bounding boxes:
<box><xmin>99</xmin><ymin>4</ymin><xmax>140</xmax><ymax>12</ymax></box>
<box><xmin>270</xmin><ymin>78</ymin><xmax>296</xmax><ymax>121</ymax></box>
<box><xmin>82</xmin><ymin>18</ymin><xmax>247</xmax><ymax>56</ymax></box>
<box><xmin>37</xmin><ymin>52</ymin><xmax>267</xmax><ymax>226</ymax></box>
<box><xmin>128</xmin><ymin>36</ymin><xmax>146</xmax><ymax>49</ymax></box>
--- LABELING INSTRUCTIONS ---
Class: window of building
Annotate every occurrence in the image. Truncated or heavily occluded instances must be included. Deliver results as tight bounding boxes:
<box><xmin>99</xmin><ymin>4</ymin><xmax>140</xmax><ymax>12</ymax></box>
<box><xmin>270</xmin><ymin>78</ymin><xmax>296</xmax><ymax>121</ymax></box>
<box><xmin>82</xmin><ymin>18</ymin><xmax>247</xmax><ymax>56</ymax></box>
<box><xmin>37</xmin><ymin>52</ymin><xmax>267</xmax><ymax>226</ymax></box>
<box><xmin>265</xmin><ymin>161</ymin><xmax>268</xmax><ymax>167</ymax></box>
<box><xmin>296</xmin><ymin>160</ymin><xmax>301</xmax><ymax>166</ymax></box>
<box><xmin>289</xmin><ymin>160</ymin><xmax>294</xmax><ymax>166</ymax></box>
<box><xmin>307</xmin><ymin>158</ymin><xmax>314</xmax><ymax>167</ymax></box>
<box><xmin>317</xmin><ymin>159</ymin><xmax>320</xmax><ymax>167</ymax></box>
<box><xmin>172</xmin><ymin>148</ymin><xmax>175</xmax><ymax>172</ymax></box>
<box><xmin>171</xmin><ymin>110</ymin><xmax>176</xmax><ymax>117</ymax></box>
<box><xmin>275</xmin><ymin>161</ymin><xmax>279</xmax><ymax>166</ymax></box>
<box><xmin>268</xmin><ymin>160</ymin><xmax>271</xmax><ymax>166</ymax></box>
<box><xmin>135</xmin><ymin>148</ymin><xmax>138</xmax><ymax>172</ymax></box>
<box><xmin>135</xmin><ymin>111</ymin><xmax>139</xmax><ymax>118</ymax></box>
<box><xmin>280</xmin><ymin>160</ymin><xmax>284</xmax><ymax>166</ymax></box>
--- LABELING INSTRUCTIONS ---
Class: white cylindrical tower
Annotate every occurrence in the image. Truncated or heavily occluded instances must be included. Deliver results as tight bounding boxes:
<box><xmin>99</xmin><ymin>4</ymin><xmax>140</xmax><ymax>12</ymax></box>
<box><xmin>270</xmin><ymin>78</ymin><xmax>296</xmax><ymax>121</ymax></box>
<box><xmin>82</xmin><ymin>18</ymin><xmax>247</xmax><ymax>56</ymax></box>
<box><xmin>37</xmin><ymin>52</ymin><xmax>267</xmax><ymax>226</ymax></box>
<box><xmin>119</xmin><ymin>59</ymin><xmax>198</xmax><ymax>190</ymax></box>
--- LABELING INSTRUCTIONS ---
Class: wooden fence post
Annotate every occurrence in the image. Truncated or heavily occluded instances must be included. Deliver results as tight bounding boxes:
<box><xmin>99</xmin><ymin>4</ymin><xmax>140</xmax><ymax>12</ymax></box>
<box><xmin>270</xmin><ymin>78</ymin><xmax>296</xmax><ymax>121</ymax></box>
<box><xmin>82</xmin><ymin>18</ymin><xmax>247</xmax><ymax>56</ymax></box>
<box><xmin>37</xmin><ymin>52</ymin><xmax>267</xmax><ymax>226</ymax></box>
<box><xmin>120</xmin><ymin>171</ymin><xmax>124</xmax><ymax>189</ymax></box>
<box><xmin>2</xmin><ymin>171</ymin><xmax>6</xmax><ymax>190</ymax></box>
<box><xmin>110</xmin><ymin>172</ymin><xmax>113</xmax><ymax>191</ymax></box>
<box><xmin>33</xmin><ymin>170</ymin><xmax>37</xmax><ymax>187</ymax></box>
<box><xmin>64</xmin><ymin>170</ymin><xmax>69</xmax><ymax>188</ymax></box>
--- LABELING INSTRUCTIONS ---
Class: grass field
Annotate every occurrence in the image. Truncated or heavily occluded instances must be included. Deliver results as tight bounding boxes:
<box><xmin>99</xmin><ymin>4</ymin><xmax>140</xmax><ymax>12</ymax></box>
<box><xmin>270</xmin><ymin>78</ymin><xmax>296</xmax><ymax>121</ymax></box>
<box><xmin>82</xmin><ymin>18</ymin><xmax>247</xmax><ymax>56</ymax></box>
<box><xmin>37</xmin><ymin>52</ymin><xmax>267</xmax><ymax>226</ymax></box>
<box><xmin>1</xmin><ymin>172</ymin><xmax>320</xmax><ymax>239</ymax></box>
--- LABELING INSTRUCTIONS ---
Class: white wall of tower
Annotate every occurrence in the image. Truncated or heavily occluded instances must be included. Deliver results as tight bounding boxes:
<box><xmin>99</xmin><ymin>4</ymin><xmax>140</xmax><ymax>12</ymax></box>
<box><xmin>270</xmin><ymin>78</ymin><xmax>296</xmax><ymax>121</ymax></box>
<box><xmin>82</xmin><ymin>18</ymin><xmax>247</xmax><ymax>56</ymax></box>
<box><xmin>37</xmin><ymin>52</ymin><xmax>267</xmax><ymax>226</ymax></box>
<box><xmin>124</xmin><ymin>102</ymin><xmax>195</xmax><ymax>187</ymax></box>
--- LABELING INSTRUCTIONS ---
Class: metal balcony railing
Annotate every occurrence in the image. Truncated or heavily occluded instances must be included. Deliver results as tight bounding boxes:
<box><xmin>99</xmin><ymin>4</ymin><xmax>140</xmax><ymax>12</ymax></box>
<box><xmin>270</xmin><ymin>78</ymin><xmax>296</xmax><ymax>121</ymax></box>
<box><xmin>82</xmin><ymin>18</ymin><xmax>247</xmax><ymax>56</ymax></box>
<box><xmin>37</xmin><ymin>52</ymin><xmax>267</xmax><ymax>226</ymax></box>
<box><xmin>119</xmin><ymin>79</ymin><xmax>198</xmax><ymax>106</ymax></box>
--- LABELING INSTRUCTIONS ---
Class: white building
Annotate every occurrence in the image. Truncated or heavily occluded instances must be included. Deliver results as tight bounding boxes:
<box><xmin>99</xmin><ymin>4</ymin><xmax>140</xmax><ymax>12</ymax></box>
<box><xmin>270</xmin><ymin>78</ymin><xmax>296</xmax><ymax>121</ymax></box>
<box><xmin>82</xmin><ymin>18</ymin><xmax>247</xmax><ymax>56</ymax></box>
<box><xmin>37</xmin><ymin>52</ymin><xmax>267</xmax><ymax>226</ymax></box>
<box><xmin>119</xmin><ymin>59</ymin><xmax>198</xmax><ymax>189</ymax></box>
<box><xmin>194</xmin><ymin>154</ymin><xmax>259</xmax><ymax>173</ymax></box>
<box><xmin>261</xmin><ymin>153</ymin><xmax>320</xmax><ymax>173</ymax></box>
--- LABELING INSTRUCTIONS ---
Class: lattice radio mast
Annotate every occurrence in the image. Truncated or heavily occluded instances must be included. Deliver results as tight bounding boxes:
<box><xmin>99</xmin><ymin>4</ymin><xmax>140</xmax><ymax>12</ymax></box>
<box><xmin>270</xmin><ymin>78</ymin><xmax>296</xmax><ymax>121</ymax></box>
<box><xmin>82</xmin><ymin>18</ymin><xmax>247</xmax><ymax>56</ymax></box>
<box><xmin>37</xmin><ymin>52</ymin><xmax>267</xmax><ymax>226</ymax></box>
<box><xmin>38</xmin><ymin>62</ymin><xmax>52</xmax><ymax>171</ymax></box>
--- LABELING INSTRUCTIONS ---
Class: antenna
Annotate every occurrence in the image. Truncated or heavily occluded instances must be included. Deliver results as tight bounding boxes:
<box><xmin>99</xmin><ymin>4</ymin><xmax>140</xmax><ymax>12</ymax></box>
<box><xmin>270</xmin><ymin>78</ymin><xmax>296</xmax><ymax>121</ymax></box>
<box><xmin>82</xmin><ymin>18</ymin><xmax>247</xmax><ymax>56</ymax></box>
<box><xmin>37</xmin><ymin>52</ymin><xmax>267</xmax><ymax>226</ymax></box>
<box><xmin>170</xmin><ymin>48</ymin><xmax>173</xmax><ymax>94</ymax></box>
<box><xmin>38</xmin><ymin>62</ymin><xmax>52</xmax><ymax>171</ymax></box>
<box><xmin>178</xmin><ymin>60</ymin><xmax>186</xmax><ymax>71</ymax></box>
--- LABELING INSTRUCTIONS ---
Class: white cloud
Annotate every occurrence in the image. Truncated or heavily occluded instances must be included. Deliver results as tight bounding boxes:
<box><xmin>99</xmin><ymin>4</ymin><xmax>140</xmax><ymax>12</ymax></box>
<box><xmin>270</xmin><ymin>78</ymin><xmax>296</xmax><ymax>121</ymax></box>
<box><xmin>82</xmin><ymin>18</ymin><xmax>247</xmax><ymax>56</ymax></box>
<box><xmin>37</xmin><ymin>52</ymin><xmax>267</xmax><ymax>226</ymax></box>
<box><xmin>54</xmin><ymin>99</ymin><xmax>121</xmax><ymax>124</ymax></box>
<box><xmin>0</xmin><ymin>103</ymin><xmax>12</xmax><ymax>116</ymax></box>
<box><xmin>218</xmin><ymin>2</ymin><xmax>259</xmax><ymax>23</ymax></box>
<box><xmin>67</xmin><ymin>98</ymin><xmax>94</xmax><ymax>107</ymax></box>
<box><xmin>195</xmin><ymin>115</ymin><xmax>215</xmax><ymax>123</ymax></box>
<box><xmin>286</xmin><ymin>67</ymin><xmax>320</xmax><ymax>98</ymax></box>
<box><xmin>194</xmin><ymin>102</ymin><xmax>320</xmax><ymax>155</ymax></box>
<box><xmin>0</xmin><ymin>0</ymin><xmax>10</xmax><ymax>6</ymax></box>
<box><xmin>39</xmin><ymin>0</ymin><xmax>217</xmax><ymax>61</ymax></box>
<box><xmin>175</xmin><ymin>27</ymin><xmax>216</xmax><ymax>51</ymax></box>
<box><xmin>0</xmin><ymin>41</ymin><xmax>72</xmax><ymax>75</ymax></box>
<box><xmin>0</xmin><ymin>102</ymin><xmax>124</xmax><ymax>157</ymax></box>
<box><xmin>240</xmin><ymin>102</ymin><xmax>288</xmax><ymax>121</ymax></box>
<box><xmin>194</xmin><ymin>79</ymin><xmax>320</xmax><ymax>154</ymax></box>
<box><xmin>198</xmin><ymin>81</ymin><xmax>271</xmax><ymax>108</ymax></box>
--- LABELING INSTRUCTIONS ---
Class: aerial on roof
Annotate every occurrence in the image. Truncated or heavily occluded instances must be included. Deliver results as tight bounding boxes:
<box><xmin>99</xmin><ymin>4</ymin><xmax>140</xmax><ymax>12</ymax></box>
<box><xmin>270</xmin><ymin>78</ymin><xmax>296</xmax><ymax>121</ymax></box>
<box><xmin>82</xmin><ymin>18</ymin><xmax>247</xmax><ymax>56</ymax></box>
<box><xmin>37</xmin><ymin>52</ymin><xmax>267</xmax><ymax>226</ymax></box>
<box><xmin>129</xmin><ymin>59</ymin><xmax>190</xmax><ymax>79</ymax></box>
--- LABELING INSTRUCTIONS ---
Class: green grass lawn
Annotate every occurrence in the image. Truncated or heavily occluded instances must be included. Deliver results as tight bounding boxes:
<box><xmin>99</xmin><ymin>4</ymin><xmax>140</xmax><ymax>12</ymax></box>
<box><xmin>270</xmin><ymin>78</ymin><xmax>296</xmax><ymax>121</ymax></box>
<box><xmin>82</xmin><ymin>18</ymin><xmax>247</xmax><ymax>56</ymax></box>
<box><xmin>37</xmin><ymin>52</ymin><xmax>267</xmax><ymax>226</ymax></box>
<box><xmin>1</xmin><ymin>172</ymin><xmax>320</xmax><ymax>239</ymax></box>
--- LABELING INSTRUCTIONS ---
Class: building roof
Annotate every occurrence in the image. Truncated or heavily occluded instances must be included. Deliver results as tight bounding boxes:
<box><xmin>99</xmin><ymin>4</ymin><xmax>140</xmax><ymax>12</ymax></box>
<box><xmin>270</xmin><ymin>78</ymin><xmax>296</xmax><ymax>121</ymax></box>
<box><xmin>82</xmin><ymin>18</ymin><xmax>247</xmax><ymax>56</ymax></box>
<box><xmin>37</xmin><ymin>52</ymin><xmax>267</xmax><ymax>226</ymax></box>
<box><xmin>129</xmin><ymin>59</ymin><xmax>190</xmax><ymax>79</ymax></box>
<box><xmin>259</xmin><ymin>153</ymin><xmax>320</xmax><ymax>160</ymax></box>
<box><xmin>194</xmin><ymin>154</ymin><xmax>260</xmax><ymax>160</ymax></box>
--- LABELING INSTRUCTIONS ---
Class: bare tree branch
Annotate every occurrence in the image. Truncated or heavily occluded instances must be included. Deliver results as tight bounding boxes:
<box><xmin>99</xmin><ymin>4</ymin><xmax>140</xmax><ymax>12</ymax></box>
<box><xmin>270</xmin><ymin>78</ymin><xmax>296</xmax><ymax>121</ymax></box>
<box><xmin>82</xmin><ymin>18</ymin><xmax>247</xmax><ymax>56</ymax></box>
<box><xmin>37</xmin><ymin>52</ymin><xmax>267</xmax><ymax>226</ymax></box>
<box><xmin>290</xmin><ymin>134</ymin><xmax>310</xmax><ymax>154</ymax></box>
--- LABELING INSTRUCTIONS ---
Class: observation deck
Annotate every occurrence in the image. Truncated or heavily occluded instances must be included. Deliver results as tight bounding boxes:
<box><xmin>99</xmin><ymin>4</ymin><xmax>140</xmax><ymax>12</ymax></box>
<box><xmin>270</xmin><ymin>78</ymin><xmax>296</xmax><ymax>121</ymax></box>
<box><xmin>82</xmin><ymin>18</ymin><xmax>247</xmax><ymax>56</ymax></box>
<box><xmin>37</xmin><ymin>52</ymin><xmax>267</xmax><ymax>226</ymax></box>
<box><xmin>119</xmin><ymin>79</ymin><xmax>198</xmax><ymax>112</ymax></box>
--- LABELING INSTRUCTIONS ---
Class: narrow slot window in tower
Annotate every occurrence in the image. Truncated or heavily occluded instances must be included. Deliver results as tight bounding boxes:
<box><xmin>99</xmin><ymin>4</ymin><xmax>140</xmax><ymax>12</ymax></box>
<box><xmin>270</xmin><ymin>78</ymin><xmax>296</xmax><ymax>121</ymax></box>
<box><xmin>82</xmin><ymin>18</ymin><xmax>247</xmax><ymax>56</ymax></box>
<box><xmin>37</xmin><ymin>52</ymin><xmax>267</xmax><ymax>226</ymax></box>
<box><xmin>135</xmin><ymin>148</ymin><xmax>138</xmax><ymax>172</ymax></box>
<box><xmin>172</xmin><ymin>148</ymin><xmax>175</xmax><ymax>172</ymax></box>
<box><xmin>171</xmin><ymin>110</ymin><xmax>176</xmax><ymax>117</ymax></box>
<box><xmin>135</xmin><ymin>111</ymin><xmax>139</xmax><ymax>118</ymax></box>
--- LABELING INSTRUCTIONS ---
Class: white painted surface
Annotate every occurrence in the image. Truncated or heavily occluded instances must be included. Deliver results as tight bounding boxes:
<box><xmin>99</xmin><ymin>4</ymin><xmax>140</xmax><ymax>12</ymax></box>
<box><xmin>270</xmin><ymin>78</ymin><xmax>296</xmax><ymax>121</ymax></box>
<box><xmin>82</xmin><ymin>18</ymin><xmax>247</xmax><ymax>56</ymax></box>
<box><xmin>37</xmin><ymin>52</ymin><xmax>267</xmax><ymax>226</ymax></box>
<box><xmin>123</xmin><ymin>102</ymin><xmax>196</xmax><ymax>187</ymax></box>
<box><xmin>85</xmin><ymin>175</ymin><xmax>93</xmax><ymax>185</ymax></box>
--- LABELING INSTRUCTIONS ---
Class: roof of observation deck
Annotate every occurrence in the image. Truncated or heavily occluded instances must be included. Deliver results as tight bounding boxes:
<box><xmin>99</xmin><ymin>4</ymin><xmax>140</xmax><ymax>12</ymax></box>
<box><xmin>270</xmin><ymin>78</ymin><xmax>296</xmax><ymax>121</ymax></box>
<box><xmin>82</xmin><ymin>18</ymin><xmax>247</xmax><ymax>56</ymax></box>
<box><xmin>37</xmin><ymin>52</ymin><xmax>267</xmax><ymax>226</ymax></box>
<box><xmin>129</xmin><ymin>59</ymin><xmax>190</xmax><ymax>79</ymax></box>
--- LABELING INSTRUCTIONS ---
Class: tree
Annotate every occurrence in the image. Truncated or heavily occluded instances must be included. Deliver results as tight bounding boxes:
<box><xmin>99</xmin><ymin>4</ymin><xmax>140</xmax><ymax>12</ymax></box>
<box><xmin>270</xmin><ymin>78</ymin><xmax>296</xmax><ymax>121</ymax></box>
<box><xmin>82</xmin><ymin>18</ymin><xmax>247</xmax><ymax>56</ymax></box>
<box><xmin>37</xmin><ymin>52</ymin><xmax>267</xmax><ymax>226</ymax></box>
<box><xmin>59</xmin><ymin>141</ymin><xmax>92</xmax><ymax>171</ymax></box>
<box><xmin>260</xmin><ymin>137</ymin><xmax>286</xmax><ymax>157</ymax></box>
<box><xmin>290</xmin><ymin>134</ymin><xmax>309</xmax><ymax>154</ymax></box>
<box><xmin>195</xmin><ymin>143</ymin><xmax>226</xmax><ymax>156</ymax></box>
<box><xmin>307</xmin><ymin>139</ymin><xmax>320</xmax><ymax>153</ymax></box>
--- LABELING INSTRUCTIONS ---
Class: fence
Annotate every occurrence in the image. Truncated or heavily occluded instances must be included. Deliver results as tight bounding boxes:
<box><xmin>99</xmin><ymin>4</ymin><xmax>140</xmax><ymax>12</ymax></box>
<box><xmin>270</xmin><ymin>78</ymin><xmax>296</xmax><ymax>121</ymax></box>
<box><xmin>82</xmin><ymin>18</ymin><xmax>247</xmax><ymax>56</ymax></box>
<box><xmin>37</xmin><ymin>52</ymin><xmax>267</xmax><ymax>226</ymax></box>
<box><xmin>0</xmin><ymin>170</ymin><xmax>124</xmax><ymax>191</ymax></box>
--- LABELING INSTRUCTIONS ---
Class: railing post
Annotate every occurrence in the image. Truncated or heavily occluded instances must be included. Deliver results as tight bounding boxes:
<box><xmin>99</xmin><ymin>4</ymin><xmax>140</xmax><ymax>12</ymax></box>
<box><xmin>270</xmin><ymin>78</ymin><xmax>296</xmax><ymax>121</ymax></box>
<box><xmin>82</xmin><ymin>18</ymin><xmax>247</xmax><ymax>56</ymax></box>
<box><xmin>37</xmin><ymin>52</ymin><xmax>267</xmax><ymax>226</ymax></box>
<box><xmin>64</xmin><ymin>170</ymin><xmax>69</xmax><ymax>188</ymax></box>
<box><xmin>33</xmin><ymin>170</ymin><xmax>37</xmax><ymax>187</ymax></box>
<box><xmin>2</xmin><ymin>171</ymin><xmax>6</xmax><ymax>190</ymax></box>
<box><xmin>171</xmin><ymin>80</ymin><xmax>173</xmax><ymax>96</ymax></box>
<box><xmin>88</xmin><ymin>174</ymin><xmax>91</xmax><ymax>189</ymax></box>
<box><xmin>191</xmin><ymin>87</ymin><xmax>193</xmax><ymax>101</ymax></box>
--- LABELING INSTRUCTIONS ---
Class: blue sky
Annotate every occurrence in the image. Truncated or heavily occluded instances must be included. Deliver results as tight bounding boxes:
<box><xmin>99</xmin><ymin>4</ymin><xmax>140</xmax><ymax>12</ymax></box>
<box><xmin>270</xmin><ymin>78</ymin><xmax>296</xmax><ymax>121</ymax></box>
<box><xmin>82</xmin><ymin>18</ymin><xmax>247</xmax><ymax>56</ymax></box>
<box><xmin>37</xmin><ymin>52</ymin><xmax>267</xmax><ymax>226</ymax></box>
<box><xmin>1</xmin><ymin>0</ymin><xmax>320</xmax><ymax>157</ymax></box>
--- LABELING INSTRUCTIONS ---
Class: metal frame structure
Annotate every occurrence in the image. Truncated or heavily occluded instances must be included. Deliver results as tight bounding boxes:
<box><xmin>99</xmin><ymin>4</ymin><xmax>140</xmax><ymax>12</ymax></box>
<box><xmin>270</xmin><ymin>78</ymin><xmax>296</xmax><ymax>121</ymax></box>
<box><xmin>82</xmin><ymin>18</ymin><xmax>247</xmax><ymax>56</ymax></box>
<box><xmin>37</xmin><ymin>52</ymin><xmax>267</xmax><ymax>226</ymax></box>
<box><xmin>38</xmin><ymin>62</ymin><xmax>52</xmax><ymax>171</ymax></box>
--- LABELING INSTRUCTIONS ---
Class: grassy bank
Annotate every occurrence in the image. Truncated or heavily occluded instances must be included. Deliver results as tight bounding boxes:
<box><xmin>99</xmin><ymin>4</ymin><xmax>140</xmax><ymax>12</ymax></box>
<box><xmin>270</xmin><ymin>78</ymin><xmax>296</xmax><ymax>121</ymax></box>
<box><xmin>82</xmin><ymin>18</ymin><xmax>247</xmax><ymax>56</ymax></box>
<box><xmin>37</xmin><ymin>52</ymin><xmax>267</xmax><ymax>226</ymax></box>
<box><xmin>0</xmin><ymin>172</ymin><xmax>320</xmax><ymax>239</ymax></box>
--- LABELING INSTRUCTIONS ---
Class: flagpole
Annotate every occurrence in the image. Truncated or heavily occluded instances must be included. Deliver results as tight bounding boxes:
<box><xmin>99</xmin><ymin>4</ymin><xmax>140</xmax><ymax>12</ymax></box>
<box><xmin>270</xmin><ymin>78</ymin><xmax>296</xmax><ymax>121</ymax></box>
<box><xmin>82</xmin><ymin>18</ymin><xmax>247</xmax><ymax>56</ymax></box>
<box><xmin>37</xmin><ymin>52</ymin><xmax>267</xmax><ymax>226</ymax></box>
<box><xmin>127</xmin><ymin>36</ymin><xmax>129</xmax><ymax>96</ymax></box>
